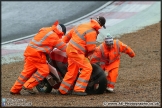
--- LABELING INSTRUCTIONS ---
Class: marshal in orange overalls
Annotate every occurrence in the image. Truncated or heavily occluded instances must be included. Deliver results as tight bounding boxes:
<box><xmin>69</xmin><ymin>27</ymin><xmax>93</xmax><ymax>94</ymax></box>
<box><xmin>90</xmin><ymin>39</ymin><xmax>135</xmax><ymax>92</ymax></box>
<box><xmin>10</xmin><ymin>21</ymin><xmax>67</xmax><ymax>94</ymax></box>
<box><xmin>58</xmin><ymin>18</ymin><xmax>104</xmax><ymax>95</ymax></box>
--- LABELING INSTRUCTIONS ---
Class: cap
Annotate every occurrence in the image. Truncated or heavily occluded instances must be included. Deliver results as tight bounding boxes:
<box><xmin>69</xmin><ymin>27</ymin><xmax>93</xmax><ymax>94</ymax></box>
<box><xmin>105</xmin><ymin>33</ymin><xmax>113</xmax><ymax>45</ymax></box>
<box><xmin>96</xmin><ymin>16</ymin><xmax>106</xmax><ymax>29</ymax></box>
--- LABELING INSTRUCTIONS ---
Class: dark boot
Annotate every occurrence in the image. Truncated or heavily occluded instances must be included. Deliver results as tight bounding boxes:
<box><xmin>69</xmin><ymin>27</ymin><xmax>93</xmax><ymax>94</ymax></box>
<box><xmin>22</xmin><ymin>86</ymin><xmax>36</xmax><ymax>94</ymax></box>
<box><xmin>10</xmin><ymin>92</ymin><xmax>21</xmax><ymax>95</ymax></box>
<box><xmin>55</xmin><ymin>90</ymin><xmax>72</xmax><ymax>95</ymax></box>
<box><xmin>72</xmin><ymin>91</ymin><xmax>87</xmax><ymax>96</ymax></box>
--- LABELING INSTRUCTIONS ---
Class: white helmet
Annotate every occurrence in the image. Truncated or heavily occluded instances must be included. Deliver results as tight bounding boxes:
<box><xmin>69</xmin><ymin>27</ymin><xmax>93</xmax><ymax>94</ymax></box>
<box><xmin>57</xmin><ymin>24</ymin><xmax>66</xmax><ymax>35</ymax></box>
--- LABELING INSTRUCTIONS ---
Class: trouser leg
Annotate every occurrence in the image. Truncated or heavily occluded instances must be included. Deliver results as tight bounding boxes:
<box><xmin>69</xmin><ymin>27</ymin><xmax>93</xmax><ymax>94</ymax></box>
<box><xmin>10</xmin><ymin>59</ymin><xmax>36</xmax><ymax>93</ymax></box>
<box><xmin>23</xmin><ymin>62</ymin><xmax>49</xmax><ymax>89</ymax></box>
<box><xmin>107</xmin><ymin>68</ymin><xmax>119</xmax><ymax>89</ymax></box>
<box><xmin>73</xmin><ymin>57</ymin><xmax>92</xmax><ymax>92</ymax></box>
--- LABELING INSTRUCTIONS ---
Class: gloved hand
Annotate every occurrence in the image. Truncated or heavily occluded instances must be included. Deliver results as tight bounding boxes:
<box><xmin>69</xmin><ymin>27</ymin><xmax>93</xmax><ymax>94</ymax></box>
<box><xmin>130</xmin><ymin>54</ymin><xmax>135</xmax><ymax>58</ymax></box>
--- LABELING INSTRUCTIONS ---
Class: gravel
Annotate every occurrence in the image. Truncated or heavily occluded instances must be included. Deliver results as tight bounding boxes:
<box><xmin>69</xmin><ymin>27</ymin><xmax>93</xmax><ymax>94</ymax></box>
<box><xmin>1</xmin><ymin>21</ymin><xmax>161</xmax><ymax>107</ymax></box>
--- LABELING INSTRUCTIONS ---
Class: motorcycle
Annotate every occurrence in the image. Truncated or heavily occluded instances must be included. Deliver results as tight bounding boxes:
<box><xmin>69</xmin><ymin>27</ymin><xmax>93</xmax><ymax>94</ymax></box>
<box><xmin>36</xmin><ymin>48</ymin><xmax>107</xmax><ymax>95</ymax></box>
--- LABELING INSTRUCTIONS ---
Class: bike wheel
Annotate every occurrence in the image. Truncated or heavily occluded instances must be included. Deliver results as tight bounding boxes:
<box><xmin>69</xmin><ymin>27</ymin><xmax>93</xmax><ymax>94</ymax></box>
<box><xmin>86</xmin><ymin>63</ymin><xmax>107</xmax><ymax>94</ymax></box>
<box><xmin>36</xmin><ymin>79</ymin><xmax>52</xmax><ymax>93</ymax></box>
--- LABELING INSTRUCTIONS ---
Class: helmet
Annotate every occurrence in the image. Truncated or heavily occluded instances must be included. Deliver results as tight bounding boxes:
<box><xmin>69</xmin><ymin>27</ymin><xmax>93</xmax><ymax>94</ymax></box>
<box><xmin>57</xmin><ymin>24</ymin><xmax>66</xmax><ymax>35</ymax></box>
<box><xmin>96</xmin><ymin>16</ymin><xmax>106</xmax><ymax>29</ymax></box>
<box><xmin>105</xmin><ymin>33</ymin><xmax>113</xmax><ymax>45</ymax></box>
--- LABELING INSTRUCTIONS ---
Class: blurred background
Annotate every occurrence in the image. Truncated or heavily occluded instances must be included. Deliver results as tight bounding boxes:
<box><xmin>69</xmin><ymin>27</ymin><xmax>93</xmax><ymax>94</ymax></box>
<box><xmin>1</xmin><ymin>1</ymin><xmax>107</xmax><ymax>42</ymax></box>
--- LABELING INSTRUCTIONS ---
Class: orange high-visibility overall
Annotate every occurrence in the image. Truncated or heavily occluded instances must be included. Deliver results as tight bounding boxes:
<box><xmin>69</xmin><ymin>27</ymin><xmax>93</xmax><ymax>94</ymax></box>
<box><xmin>59</xmin><ymin>19</ymin><xmax>101</xmax><ymax>94</ymax></box>
<box><xmin>90</xmin><ymin>40</ymin><xmax>135</xmax><ymax>89</ymax></box>
<box><xmin>10</xmin><ymin>21</ymin><xmax>67</xmax><ymax>93</ymax></box>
